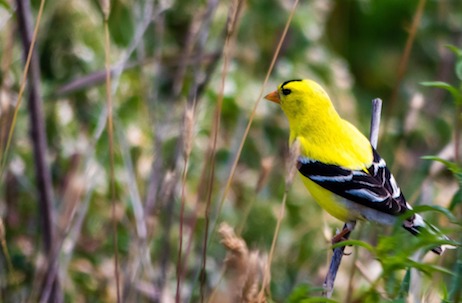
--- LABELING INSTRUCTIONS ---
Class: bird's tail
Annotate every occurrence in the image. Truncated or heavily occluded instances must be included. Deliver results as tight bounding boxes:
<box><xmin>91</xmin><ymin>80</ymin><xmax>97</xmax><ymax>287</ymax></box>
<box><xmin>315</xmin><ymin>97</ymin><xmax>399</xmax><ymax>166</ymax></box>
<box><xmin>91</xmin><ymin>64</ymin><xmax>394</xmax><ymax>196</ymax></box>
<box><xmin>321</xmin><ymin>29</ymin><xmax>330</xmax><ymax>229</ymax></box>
<box><xmin>402</xmin><ymin>213</ymin><xmax>457</xmax><ymax>255</ymax></box>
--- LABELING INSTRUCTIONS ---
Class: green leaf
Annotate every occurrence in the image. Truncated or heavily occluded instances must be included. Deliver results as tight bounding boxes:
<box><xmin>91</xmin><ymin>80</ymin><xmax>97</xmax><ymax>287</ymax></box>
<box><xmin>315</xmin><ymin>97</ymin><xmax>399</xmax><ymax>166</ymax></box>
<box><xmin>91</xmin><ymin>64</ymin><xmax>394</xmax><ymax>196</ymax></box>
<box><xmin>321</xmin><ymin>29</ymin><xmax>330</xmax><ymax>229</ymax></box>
<box><xmin>397</xmin><ymin>269</ymin><xmax>411</xmax><ymax>299</ymax></box>
<box><xmin>107</xmin><ymin>0</ymin><xmax>134</xmax><ymax>47</ymax></box>
<box><xmin>421</xmin><ymin>82</ymin><xmax>462</xmax><ymax>104</ymax></box>
<box><xmin>446</xmin><ymin>44</ymin><xmax>462</xmax><ymax>81</ymax></box>
<box><xmin>456</xmin><ymin>59</ymin><xmax>462</xmax><ymax>81</ymax></box>
<box><xmin>287</xmin><ymin>284</ymin><xmax>311</xmax><ymax>303</ymax></box>
<box><xmin>441</xmin><ymin>282</ymin><xmax>449</xmax><ymax>303</ymax></box>
<box><xmin>448</xmin><ymin>260</ymin><xmax>462</xmax><ymax>302</ymax></box>
<box><xmin>382</xmin><ymin>257</ymin><xmax>453</xmax><ymax>276</ymax></box>
<box><xmin>414</xmin><ymin>262</ymin><xmax>454</xmax><ymax>276</ymax></box>
<box><xmin>446</xmin><ymin>44</ymin><xmax>462</xmax><ymax>57</ymax></box>
<box><xmin>331</xmin><ymin>239</ymin><xmax>375</xmax><ymax>253</ymax></box>
<box><xmin>299</xmin><ymin>298</ymin><xmax>338</xmax><ymax>303</ymax></box>
<box><xmin>422</xmin><ymin>155</ymin><xmax>462</xmax><ymax>175</ymax></box>
<box><xmin>449</xmin><ymin>187</ymin><xmax>462</xmax><ymax>211</ymax></box>
<box><xmin>411</xmin><ymin>205</ymin><xmax>457</xmax><ymax>222</ymax></box>
<box><xmin>287</xmin><ymin>284</ymin><xmax>338</xmax><ymax>303</ymax></box>
<box><xmin>444</xmin><ymin>45</ymin><xmax>462</xmax><ymax>81</ymax></box>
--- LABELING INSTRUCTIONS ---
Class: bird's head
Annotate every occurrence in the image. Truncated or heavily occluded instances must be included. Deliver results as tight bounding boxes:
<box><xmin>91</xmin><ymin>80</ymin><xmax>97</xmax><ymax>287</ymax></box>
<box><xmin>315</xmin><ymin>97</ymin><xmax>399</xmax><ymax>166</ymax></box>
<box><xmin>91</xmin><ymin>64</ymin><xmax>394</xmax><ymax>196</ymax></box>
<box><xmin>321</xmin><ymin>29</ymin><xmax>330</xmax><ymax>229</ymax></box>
<box><xmin>264</xmin><ymin>79</ymin><xmax>337</xmax><ymax>123</ymax></box>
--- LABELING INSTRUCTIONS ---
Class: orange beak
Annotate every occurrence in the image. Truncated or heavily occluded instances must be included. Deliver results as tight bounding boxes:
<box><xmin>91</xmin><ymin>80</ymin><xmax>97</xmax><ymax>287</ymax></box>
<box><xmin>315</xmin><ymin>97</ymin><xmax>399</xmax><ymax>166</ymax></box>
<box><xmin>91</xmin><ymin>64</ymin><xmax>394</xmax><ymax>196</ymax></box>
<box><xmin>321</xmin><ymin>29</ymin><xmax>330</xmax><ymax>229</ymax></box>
<box><xmin>264</xmin><ymin>90</ymin><xmax>280</xmax><ymax>104</ymax></box>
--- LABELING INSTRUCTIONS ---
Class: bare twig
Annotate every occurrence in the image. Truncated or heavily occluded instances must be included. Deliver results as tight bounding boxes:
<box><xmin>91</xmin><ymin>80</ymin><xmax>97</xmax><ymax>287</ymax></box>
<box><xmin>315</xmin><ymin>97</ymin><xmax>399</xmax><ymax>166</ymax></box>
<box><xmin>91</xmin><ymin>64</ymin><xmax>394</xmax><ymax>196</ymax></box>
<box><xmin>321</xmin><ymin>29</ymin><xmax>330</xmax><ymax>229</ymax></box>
<box><xmin>54</xmin><ymin>53</ymin><xmax>218</xmax><ymax>97</ymax></box>
<box><xmin>1</xmin><ymin>0</ymin><xmax>46</xmax><ymax>177</ymax></box>
<box><xmin>369</xmin><ymin>99</ymin><xmax>383</xmax><ymax>149</ymax></box>
<box><xmin>322</xmin><ymin>98</ymin><xmax>382</xmax><ymax>298</ymax></box>
<box><xmin>102</xmin><ymin>2</ymin><xmax>121</xmax><ymax>301</ymax></box>
<box><xmin>0</xmin><ymin>219</ymin><xmax>14</xmax><ymax>276</ymax></box>
<box><xmin>15</xmin><ymin>0</ymin><xmax>61</xmax><ymax>302</ymax></box>
<box><xmin>387</xmin><ymin>0</ymin><xmax>426</xmax><ymax>119</ymax></box>
<box><xmin>176</xmin><ymin>105</ymin><xmax>195</xmax><ymax>302</ymax></box>
<box><xmin>179</xmin><ymin>2</ymin><xmax>245</xmax><ymax>298</ymax></box>
<box><xmin>199</xmin><ymin>0</ymin><xmax>240</xmax><ymax>300</ymax></box>
<box><xmin>58</xmin><ymin>1</ymin><xmax>163</xmax><ymax>293</ymax></box>
<box><xmin>212</xmin><ymin>0</ymin><xmax>300</xmax><ymax>237</ymax></box>
<box><xmin>0</xmin><ymin>20</ymin><xmax>15</xmax><ymax>165</ymax></box>
<box><xmin>0</xmin><ymin>16</ymin><xmax>15</xmax><ymax>280</ymax></box>
<box><xmin>322</xmin><ymin>221</ymin><xmax>356</xmax><ymax>298</ymax></box>
<box><xmin>195</xmin><ymin>1</ymin><xmax>299</xmax><ymax>299</ymax></box>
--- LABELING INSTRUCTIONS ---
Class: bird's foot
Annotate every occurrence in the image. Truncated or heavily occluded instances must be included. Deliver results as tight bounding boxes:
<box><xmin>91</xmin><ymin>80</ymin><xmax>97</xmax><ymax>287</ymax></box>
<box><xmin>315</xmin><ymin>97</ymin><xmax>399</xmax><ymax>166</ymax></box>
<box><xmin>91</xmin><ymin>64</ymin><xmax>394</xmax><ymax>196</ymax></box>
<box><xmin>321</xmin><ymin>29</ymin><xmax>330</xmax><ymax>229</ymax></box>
<box><xmin>331</xmin><ymin>227</ymin><xmax>351</xmax><ymax>244</ymax></box>
<box><xmin>331</xmin><ymin>227</ymin><xmax>352</xmax><ymax>255</ymax></box>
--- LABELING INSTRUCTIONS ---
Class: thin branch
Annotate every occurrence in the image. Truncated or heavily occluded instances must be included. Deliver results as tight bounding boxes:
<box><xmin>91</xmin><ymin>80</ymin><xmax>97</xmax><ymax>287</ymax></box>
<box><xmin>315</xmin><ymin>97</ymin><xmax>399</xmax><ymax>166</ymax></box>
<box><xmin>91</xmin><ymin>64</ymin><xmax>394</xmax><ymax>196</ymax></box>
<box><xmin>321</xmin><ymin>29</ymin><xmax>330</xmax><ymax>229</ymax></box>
<box><xmin>15</xmin><ymin>0</ymin><xmax>62</xmax><ymax>301</ymax></box>
<box><xmin>102</xmin><ymin>2</ymin><xmax>121</xmax><ymax>301</ymax></box>
<box><xmin>0</xmin><ymin>18</ymin><xmax>16</xmax><ymax>280</ymax></box>
<box><xmin>199</xmin><ymin>0</ymin><xmax>236</xmax><ymax>299</ymax></box>
<box><xmin>369</xmin><ymin>99</ymin><xmax>383</xmax><ymax>149</ymax></box>
<box><xmin>0</xmin><ymin>20</ymin><xmax>15</xmax><ymax>165</ymax></box>
<box><xmin>387</xmin><ymin>0</ymin><xmax>426</xmax><ymax>119</ymax></box>
<box><xmin>322</xmin><ymin>98</ymin><xmax>383</xmax><ymax>298</ymax></box>
<box><xmin>56</xmin><ymin>0</ymin><xmax>162</xmax><ymax>292</ymax></box>
<box><xmin>193</xmin><ymin>1</ymin><xmax>299</xmax><ymax>299</ymax></box>
<box><xmin>211</xmin><ymin>0</ymin><xmax>300</xmax><ymax>238</ymax></box>
<box><xmin>176</xmin><ymin>105</ymin><xmax>195</xmax><ymax>302</ymax></box>
<box><xmin>178</xmin><ymin>5</ymin><xmax>244</xmax><ymax>299</ymax></box>
<box><xmin>1</xmin><ymin>0</ymin><xmax>46</xmax><ymax>176</ymax></box>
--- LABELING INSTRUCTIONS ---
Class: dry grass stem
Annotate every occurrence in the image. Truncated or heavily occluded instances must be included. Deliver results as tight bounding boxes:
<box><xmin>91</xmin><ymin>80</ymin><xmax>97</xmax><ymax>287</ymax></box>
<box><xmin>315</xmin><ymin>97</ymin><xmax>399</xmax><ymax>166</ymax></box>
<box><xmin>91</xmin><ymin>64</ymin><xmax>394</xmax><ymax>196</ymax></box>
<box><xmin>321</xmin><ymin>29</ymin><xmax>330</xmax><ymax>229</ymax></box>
<box><xmin>103</xmin><ymin>12</ymin><xmax>121</xmax><ymax>302</ymax></box>
<box><xmin>387</xmin><ymin>0</ymin><xmax>426</xmax><ymax>118</ymax></box>
<box><xmin>0</xmin><ymin>218</ymin><xmax>14</xmax><ymax>275</ymax></box>
<box><xmin>258</xmin><ymin>139</ymin><xmax>301</xmax><ymax>301</ymax></box>
<box><xmin>183</xmin><ymin>106</ymin><xmax>195</xmax><ymax>157</ymax></box>
<box><xmin>200</xmin><ymin>0</ymin><xmax>242</xmax><ymax>299</ymax></box>
<box><xmin>0</xmin><ymin>0</ymin><xmax>47</xmax><ymax>177</ymax></box>
<box><xmin>286</xmin><ymin>140</ymin><xmax>301</xmax><ymax>186</ymax></box>
<box><xmin>101</xmin><ymin>0</ymin><xmax>111</xmax><ymax>21</ymax></box>
<box><xmin>177</xmin><ymin>105</ymin><xmax>196</xmax><ymax>302</ymax></box>
<box><xmin>255</xmin><ymin>157</ymin><xmax>274</xmax><ymax>193</ymax></box>
<box><xmin>354</xmin><ymin>260</ymin><xmax>386</xmax><ymax>295</ymax></box>
<box><xmin>214</xmin><ymin>0</ymin><xmax>300</xmax><ymax>249</ymax></box>
<box><xmin>216</xmin><ymin>223</ymin><xmax>268</xmax><ymax>303</ymax></box>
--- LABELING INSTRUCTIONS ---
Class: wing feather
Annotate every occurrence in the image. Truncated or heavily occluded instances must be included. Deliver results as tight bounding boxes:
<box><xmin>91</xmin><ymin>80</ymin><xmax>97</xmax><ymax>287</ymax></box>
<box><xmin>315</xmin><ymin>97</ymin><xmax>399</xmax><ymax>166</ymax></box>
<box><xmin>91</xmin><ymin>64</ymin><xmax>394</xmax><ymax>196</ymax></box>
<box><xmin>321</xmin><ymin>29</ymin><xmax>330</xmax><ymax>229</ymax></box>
<box><xmin>297</xmin><ymin>147</ymin><xmax>408</xmax><ymax>216</ymax></box>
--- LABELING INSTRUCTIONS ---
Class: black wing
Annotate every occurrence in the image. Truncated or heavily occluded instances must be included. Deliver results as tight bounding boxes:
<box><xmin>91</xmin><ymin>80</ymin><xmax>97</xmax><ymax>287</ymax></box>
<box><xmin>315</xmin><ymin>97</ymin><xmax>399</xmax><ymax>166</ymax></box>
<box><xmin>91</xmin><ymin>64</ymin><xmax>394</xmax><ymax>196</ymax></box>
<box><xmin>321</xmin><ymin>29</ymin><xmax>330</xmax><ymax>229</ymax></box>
<box><xmin>297</xmin><ymin>147</ymin><xmax>409</xmax><ymax>216</ymax></box>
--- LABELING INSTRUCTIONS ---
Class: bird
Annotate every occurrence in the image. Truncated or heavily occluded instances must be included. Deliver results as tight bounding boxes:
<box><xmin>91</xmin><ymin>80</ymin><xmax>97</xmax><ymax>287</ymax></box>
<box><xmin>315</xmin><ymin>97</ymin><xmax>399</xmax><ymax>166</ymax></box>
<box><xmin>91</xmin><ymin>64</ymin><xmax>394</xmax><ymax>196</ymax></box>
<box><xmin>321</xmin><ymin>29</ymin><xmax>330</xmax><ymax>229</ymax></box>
<box><xmin>264</xmin><ymin>79</ymin><xmax>454</xmax><ymax>254</ymax></box>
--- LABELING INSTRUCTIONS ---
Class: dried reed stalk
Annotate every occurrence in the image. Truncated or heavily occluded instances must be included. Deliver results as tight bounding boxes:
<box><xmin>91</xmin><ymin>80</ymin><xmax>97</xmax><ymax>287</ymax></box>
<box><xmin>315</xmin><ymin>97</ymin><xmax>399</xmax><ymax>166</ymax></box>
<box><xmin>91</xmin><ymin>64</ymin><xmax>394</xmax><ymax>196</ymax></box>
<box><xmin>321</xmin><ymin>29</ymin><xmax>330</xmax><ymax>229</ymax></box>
<box><xmin>215</xmin><ymin>223</ymin><xmax>268</xmax><ymax>303</ymax></box>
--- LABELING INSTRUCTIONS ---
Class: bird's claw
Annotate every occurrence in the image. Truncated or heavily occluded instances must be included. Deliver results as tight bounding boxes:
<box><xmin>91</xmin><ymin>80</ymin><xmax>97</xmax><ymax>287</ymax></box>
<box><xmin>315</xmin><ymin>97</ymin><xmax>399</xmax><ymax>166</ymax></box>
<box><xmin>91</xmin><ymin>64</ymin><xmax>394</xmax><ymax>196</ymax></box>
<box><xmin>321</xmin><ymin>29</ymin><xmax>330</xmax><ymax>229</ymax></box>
<box><xmin>331</xmin><ymin>227</ymin><xmax>352</xmax><ymax>254</ymax></box>
<box><xmin>331</xmin><ymin>227</ymin><xmax>351</xmax><ymax>245</ymax></box>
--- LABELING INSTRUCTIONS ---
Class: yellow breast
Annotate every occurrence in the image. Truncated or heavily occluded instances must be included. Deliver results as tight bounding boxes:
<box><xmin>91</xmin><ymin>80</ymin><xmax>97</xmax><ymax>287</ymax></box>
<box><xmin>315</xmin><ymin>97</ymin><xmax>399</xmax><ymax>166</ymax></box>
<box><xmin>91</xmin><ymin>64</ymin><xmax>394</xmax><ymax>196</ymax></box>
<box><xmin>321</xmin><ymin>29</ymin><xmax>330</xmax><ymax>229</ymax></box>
<box><xmin>300</xmin><ymin>174</ymin><xmax>356</xmax><ymax>222</ymax></box>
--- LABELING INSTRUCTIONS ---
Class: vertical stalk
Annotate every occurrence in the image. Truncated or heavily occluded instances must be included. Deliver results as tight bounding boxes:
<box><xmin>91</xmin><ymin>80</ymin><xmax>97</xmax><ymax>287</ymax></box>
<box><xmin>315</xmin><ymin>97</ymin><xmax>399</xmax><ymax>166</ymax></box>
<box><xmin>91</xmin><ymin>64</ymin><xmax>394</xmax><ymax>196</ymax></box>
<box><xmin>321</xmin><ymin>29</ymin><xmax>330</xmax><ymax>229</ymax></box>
<box><xmin>387</xmin><ymin>0</ymin><xmax>426</xmax><ymax>119</ymax></box>
<box><xmin>102</xmin><ymin>0</ymin><xmax>121</xmax><ymax>301</ymax></box>
<box><xmin>15</xmin><ymin>0</ymin><xmax>61</xmax><ymax>301</ymax></box>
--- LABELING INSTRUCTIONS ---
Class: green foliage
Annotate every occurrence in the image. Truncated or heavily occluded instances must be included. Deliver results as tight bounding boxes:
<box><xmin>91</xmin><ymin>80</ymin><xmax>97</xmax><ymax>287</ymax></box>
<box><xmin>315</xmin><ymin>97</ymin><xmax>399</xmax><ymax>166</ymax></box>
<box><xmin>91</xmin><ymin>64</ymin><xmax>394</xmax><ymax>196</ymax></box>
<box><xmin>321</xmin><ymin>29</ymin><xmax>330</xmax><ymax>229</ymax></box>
<box><xmin>108</xmin><ymin>1</ymin><xmax>135</xmax><ymax>47</ymax></box>
<box><xmin>422</xmin><ymin>45</ymin><xmax>462</xmax><ymax>216</ymax></box>
<box><xmin>288</xmin><ymin>284</ymin><xmax>337</xmax><ymax>303</ymax></box>
<box><xmin>0</xmin><ymin>0</ymin><xmax>11</xmax><ymax>11</ymax></box>
<box><xmin>2</xmin><ymin>0</ymin><xmax>462</xmax><ymax>302</ymax></box>
<box><xmin>420</xmin><ymin>44</ymin><xmax>462</xmax><ymax>303</ymax></box>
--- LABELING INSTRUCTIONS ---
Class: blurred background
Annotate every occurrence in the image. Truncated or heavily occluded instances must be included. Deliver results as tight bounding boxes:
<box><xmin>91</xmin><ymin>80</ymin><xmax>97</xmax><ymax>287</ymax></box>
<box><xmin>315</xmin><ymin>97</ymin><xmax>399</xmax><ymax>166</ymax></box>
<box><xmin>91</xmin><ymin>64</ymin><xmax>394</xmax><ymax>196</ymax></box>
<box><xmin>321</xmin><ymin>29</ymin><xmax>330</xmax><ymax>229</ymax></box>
<box><xmin>1</xmin><ymin>0</ymin><xmax>461</xmax><ymax>302</ymax></box>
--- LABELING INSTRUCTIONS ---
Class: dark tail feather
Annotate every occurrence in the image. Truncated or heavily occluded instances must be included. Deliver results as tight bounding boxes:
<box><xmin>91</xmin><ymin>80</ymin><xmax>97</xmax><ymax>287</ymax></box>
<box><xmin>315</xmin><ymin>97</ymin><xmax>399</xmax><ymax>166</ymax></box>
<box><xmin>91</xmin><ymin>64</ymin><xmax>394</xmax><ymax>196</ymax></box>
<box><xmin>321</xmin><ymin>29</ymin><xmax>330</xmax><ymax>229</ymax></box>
<box><xmin>402</xmin><ymin>214</ymin><xmax>454</xmax><ymax>255</ymax></box>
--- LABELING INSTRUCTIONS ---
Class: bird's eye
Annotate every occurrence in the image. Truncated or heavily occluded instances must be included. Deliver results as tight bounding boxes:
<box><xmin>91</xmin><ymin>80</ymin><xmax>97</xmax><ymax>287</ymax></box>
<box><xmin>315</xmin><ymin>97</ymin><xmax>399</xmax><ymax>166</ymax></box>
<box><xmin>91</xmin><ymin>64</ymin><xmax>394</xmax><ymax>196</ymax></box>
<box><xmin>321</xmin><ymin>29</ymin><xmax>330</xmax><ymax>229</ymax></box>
<box><xmin>282</xmin><ymin>88</ymin><xmax>292</xmax><ymax>95</ymax></box>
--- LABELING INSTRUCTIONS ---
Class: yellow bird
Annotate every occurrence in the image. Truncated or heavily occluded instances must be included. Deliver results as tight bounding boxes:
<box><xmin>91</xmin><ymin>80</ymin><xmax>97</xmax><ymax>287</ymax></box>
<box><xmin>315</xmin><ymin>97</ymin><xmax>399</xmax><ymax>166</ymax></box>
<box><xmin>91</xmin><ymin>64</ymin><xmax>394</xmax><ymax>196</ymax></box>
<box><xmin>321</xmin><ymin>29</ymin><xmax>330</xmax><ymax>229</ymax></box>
<box><xmin>265</xmin><ymin>79</ymin><xmax>453</xmax><ymax>254</ymax></box>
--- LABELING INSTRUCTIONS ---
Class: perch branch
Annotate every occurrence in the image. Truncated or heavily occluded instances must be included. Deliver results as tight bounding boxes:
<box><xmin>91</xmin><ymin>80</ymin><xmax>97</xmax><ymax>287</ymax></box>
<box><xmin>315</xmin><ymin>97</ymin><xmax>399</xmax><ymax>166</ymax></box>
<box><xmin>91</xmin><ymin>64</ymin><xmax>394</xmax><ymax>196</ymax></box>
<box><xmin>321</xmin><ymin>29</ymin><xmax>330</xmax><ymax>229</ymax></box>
<box><xmin>322</xmin><ymin>98</ymin><xmax>382</xmax><ymax>298</ymax></box>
